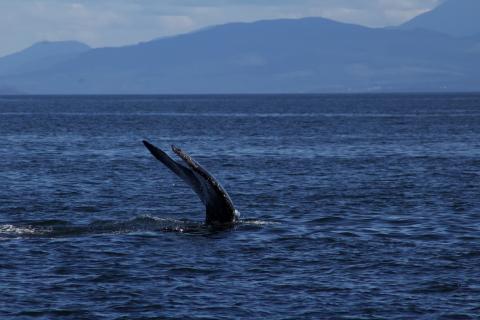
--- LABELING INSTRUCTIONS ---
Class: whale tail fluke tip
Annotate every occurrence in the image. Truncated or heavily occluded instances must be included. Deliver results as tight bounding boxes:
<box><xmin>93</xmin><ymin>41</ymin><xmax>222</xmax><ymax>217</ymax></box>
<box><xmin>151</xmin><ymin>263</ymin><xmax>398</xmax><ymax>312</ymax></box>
<box><xmin>143</xmin><ymin>140</ymin><xmax>155</xmax><ymax>152</ymax></box>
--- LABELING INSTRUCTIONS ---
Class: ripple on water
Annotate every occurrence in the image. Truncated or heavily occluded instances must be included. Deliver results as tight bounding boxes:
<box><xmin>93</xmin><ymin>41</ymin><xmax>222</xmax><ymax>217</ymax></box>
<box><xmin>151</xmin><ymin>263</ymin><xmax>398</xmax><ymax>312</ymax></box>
<box><xmin>1</xmin><ymin>94</ymin><xmax>480</xmax><ymax>319</ymax></box>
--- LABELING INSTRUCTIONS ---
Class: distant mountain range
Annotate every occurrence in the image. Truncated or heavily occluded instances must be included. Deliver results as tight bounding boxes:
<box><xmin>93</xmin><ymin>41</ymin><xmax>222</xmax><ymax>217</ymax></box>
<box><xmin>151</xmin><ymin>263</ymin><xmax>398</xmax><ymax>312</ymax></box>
<box><xmin>400</xmin><ymin>0</ymin><xmax>480</xmax><ymax>37</ymax></box>
<box><xmin>0</xmin><ymin>41</ymin><xmax>90</xmax><ymax>77</ymax></box>
<box><xmin>0</xmin><ymin>0</ymin><xmax>479</xmax><ymax>94</ymax></box>
<box><xmin>0</xmin><ymin>85</ymin><xmax>24</xmax><ymax>95</ymax></box>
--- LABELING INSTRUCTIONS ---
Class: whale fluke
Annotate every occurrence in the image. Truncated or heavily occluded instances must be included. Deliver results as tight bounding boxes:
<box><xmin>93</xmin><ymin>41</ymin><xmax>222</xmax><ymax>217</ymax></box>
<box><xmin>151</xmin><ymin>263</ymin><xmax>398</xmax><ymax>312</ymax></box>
<box><xmin>143</xmin><ymin>140</ymin><xmax>238</xmax><ymax>225</ymax></box>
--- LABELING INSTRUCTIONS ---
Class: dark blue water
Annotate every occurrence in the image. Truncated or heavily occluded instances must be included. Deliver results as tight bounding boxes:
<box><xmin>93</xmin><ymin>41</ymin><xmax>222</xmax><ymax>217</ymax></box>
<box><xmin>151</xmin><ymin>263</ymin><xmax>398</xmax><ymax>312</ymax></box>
<box><xmin>1</xmin><ymin>94</ymin><xmax>479</xmax><ymax>319</ymax></box>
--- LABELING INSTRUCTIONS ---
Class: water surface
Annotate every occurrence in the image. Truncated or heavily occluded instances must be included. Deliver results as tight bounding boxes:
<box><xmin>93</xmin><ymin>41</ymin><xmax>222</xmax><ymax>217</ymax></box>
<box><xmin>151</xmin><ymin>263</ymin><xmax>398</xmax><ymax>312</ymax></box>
<box><xmin>1</xmin><ymin>94</ymin><xmax>479</xmax><ymax>319</ymax></box>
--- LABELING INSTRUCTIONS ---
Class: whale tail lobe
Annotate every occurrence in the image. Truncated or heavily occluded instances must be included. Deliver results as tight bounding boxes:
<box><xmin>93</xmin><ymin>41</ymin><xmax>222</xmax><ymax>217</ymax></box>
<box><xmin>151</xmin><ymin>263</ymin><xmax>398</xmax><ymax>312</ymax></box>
<box><xmin>142</xmin><ymin>140</ymin><xmax>237</xmax><ymax>225</ymax></box>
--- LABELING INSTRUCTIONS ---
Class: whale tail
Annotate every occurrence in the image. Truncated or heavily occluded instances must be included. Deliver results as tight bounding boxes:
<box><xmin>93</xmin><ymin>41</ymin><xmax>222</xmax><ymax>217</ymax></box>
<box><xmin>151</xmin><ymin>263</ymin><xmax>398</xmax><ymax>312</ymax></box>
<box><xmin>143</xmin><ymin>140</ymin><xmax>237</xmax><ymax>225</ymax></box>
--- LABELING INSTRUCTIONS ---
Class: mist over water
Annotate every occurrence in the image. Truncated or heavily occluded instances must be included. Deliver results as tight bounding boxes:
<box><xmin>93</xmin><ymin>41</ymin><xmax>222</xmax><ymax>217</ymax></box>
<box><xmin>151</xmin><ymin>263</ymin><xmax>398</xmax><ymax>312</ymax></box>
<box><xmin>1</xmin><ymin>94</ymin><xmax>479</xmax><ymax>319</ymax></box>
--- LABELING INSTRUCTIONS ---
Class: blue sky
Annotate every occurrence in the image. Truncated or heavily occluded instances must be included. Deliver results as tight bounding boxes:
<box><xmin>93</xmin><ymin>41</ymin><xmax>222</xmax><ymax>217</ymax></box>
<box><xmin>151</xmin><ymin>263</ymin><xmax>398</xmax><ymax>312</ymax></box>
<box><xmin>0</xmin><ymin>0</ymin><xmax>440</xmax><ymax>57</ymax></box>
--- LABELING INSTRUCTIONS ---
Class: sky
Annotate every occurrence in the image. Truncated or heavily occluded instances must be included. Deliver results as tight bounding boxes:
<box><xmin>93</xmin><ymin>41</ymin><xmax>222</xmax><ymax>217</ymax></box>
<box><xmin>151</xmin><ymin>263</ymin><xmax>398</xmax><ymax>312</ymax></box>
<box><xmin>0</xmin><ymin>0</ymin><xmax>441</xmax><ymax>57</ymax></box>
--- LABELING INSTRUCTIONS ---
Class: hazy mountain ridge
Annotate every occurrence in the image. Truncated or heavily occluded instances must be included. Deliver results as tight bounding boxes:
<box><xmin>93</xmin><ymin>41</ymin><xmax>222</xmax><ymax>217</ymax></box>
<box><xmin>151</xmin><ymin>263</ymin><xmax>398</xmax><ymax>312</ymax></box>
<box><xmin>0</xmin><ymin>85</ymin><xmax>24</xmax><ymax>94</ymax></box>
<box><xmin>401</xmin><ymin>0</ymin><xmax>480</xmax><ymax>37</ymax></box>
<box><xmin>0</xmin><ymin>41</ymin><xmax>91</xmax><ymax>77</ymax></box>
<box><xmin>0</xmin><ymin>1</ymin><xmax>479</xmax><ymax>94</ymax></box>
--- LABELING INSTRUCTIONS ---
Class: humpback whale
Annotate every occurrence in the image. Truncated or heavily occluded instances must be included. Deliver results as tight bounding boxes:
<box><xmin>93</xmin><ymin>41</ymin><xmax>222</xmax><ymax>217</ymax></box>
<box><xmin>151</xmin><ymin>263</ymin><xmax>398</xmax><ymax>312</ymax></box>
<box><xmin>143</xmin><ymin>140</ymin><xmax>239</xmax><ymax>225</ymax></box>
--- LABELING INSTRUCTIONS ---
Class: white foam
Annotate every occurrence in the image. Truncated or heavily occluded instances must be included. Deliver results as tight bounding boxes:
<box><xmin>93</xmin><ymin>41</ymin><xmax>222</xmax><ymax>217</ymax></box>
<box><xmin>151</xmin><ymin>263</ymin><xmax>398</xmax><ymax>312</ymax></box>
<box><xmin>0</xmin><ymin>224</ymin><xmax>37</xmax><ymax>235</ymax></box>
<box><xmin>240</xmin><ymin>220</ymin><xmax>278</xmax><ymax>226</ymax></box>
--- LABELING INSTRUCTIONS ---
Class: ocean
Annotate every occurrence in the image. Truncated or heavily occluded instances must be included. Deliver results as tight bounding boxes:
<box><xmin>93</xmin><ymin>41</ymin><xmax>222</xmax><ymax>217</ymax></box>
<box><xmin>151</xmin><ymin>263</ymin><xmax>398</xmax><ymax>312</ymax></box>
<box><xmin>1</xmin><ymin>94</ymin><xmax>479</xmax><ymax>319</ymax></box>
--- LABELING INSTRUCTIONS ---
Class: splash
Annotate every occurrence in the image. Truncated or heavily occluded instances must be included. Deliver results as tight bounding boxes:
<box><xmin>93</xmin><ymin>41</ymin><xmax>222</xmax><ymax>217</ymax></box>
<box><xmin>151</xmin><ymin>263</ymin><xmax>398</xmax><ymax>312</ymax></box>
<box><xmin>0</xmin><ymin>215</ymin><xmax>234</xmax><ymax>239</ymax></box>
<box><xmin>0</xmin><ymin>215</ymin><xmax>273</xmax><ymax>240</ymax></box>
<box><xmin>0</xmin><ymin>224</ymin><xmax>38</xmax><ymax>236</ymax></box>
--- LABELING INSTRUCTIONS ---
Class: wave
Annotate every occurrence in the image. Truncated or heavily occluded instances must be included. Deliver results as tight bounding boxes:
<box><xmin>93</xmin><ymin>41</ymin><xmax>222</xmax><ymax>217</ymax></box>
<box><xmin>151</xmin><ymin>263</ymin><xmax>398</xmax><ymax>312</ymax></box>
<box><xmin>0</xmin><ymin>215</ymin><xmax>271</xmax><ymax>239</ymax></box>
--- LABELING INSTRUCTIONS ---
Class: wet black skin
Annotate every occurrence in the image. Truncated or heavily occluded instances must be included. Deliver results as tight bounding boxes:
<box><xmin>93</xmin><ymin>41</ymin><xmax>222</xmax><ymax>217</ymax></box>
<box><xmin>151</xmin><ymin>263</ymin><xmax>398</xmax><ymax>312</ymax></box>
<box><xmin>143</xmin><ymin>140</ymin><xmax>238</xmax><ymax>225</ymax></box>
